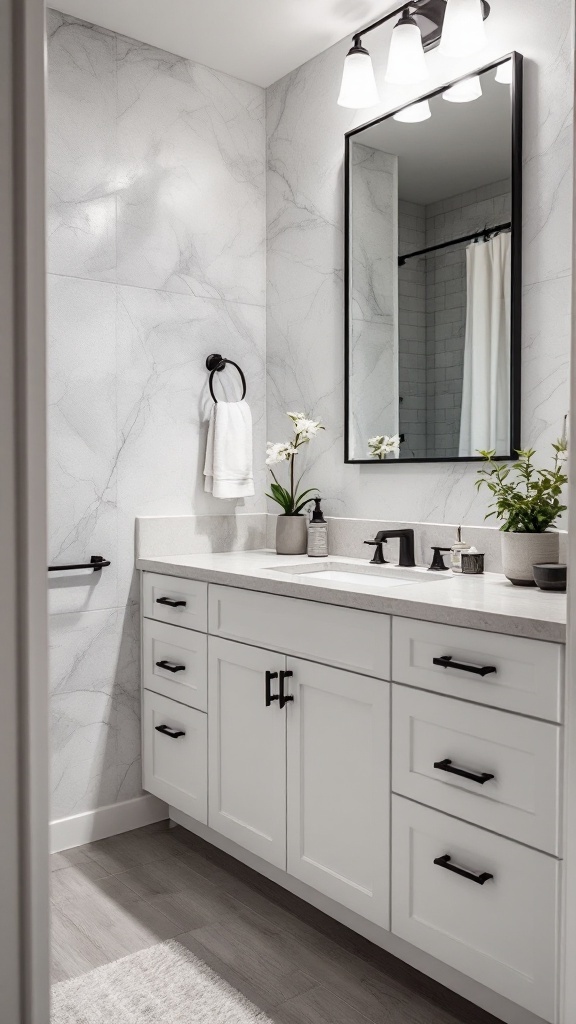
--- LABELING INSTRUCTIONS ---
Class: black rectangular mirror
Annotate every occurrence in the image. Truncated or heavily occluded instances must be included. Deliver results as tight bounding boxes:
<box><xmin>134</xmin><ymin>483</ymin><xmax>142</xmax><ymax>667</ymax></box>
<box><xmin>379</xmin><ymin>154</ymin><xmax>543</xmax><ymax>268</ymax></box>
<box><xmin>344</xmin><ymin>53</ymin><xmax>522</xmax><ymax>464</ymax></box>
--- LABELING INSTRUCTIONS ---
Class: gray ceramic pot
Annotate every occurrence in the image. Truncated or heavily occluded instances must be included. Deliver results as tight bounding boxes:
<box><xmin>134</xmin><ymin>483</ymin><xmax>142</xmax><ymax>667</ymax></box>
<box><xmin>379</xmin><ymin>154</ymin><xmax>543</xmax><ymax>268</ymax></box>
<box><xmin>275</xmin><ymin>515</ymin><xmax>307</xmax><ymax>555</ymax></box>
<box><xmin>501</xmin><ymin>531</ymin><xmax>560</xmax><ymax>586</ymax></box>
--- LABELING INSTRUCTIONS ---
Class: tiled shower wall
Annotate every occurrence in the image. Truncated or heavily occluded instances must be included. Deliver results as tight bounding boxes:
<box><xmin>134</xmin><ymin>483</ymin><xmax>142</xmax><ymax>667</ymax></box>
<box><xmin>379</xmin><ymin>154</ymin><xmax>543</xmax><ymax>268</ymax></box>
<box><xmin>398</xmin><ymin>201</ymin><xmax>426</xmax><ymax>458</ymax></box>
<box><xmin>47</xmin><ymin>10</ymin><xmax>266</xmax><ymax>822</ymax></box>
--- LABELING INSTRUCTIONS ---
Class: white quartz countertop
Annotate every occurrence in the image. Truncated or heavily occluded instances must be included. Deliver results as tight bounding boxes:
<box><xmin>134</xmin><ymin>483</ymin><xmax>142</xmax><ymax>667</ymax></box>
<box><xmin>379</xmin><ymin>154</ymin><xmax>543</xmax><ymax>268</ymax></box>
<box><xmin>136</xmin><ymin>549</ymin><xmax>566</xmax><ymax>643</ymax></box>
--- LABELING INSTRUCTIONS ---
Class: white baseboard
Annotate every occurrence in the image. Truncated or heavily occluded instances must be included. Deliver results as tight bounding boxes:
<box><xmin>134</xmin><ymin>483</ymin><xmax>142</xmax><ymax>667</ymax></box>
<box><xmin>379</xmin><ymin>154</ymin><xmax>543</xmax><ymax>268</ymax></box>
<box><xmin>50</xmin><ymin>794</ymin><xmax>169</xmax><ymax>853</ymax></box>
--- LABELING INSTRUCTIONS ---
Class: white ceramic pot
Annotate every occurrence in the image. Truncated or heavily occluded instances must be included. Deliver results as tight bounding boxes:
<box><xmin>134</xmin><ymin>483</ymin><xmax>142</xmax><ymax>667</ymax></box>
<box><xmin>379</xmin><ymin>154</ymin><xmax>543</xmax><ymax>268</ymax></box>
<box><xmin>276</xmin><ymin>515</ymin><xmax>307</xmax><ymax>555</ymax></box>
<box><xmin>501</xmin><ymin>531</ymin><xmax>560</xmax><ymax>586</ymax></box>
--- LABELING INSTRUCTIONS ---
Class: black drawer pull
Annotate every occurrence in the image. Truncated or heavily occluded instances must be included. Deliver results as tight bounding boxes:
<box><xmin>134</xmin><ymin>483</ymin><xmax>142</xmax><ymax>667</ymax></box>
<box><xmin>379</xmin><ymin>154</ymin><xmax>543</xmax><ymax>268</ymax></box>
<box><xmin>434</xmin><ymin>854</ymin><xmax>493</xmax><ymax>885</ymax></box>
<box><xmin>155</xmin><ymin>724</ymin><xmax>185</xmax><ymax>739</ymax></box>
<box><xmin>279</xmin><ymin>669</ymin><xmax>294</xmax><ymax>709</ymax></box>
<box><xmin>434</xmin><ymin>758</ymin><xmax>495</xmax><ymax>785</ymax></box>
<box><xmin>265</xmin><ymin>670</ymin><xmax>279</xmax><ymax>707</ymax></box>
<box><xmin>433</xmin><ymin>655</ymin><xmax>496</xmax><ymax>677</ymax></box>
<box><xmin>156</xmin><ymin>596</ymin><xmax>187</xmax><ymax>608</ymax></box>
<box><xmin>155</xmin><ymin>660</ymin><xmax>186</xmax><ymax>673</ymax></box>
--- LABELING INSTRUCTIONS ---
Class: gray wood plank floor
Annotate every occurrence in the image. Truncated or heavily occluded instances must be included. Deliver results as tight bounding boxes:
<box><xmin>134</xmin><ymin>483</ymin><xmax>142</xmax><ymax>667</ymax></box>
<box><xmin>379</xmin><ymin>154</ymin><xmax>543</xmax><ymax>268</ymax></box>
<box><xmin>51</xmin><ymin>821</ymin><xmax>501</xmax><ymax>1023</ymax></box>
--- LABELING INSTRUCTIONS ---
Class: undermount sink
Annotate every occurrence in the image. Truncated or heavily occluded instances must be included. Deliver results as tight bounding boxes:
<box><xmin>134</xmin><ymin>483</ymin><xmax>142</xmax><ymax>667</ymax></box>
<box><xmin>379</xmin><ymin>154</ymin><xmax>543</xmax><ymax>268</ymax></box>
<box><xmin>267</xmin><ymin>561</ymin><xmax>452</xmax><ymax>591</ymax></box>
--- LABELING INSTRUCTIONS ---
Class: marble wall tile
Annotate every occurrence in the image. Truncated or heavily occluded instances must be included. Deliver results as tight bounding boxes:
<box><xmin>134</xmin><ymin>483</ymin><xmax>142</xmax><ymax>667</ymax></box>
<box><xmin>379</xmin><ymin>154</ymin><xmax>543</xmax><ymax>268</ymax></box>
<box><xmin>47</xmin><ymin>10</ymin><xmax>117</xmax><ymax>281</ymax></box>
<box><xmin>47</xmin><ymin>11</ymin><xmax>266</xmax><ymax>823</ymax></box>
<box><xmin>115</xmin><ymin>35</ymin><xmax>266</xmax><ymax>304</ymax></box>
<box><xmin>266</xmin><ymin>4</ymin><xmax>573</xmax><ymax>527</ymax></box>
<box><xmin>47</xmin><ymin>275</ymin><xmax>119</xmax><ymax>614</ymax></box>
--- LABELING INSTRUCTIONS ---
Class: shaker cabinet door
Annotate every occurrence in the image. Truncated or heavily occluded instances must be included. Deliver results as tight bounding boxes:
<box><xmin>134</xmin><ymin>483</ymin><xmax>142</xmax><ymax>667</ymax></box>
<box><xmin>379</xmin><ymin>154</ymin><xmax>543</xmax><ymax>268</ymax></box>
<box><xmin>208</xmin><ymin>637</ymin><xmax>287</xmax><ymax>869</ymax></box>
<box><xmin>286</xmin><ymin>657</ymin><xmax>390</xmax><ymax>928</ymax></box>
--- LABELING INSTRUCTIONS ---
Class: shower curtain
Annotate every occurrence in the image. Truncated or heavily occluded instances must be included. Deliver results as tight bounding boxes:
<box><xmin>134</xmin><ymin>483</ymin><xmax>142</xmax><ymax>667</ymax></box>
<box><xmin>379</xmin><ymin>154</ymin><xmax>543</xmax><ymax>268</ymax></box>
<box><xmin>459</xmin><ymin>232</ymin><xmax>511</xmax><ymax>456</ymax></box>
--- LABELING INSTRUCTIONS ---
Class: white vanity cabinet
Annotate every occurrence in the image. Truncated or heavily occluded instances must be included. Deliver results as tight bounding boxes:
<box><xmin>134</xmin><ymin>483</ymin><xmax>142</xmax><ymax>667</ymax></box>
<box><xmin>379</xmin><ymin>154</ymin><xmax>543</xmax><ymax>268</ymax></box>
<box><xmin>140</xmin><ymin>569</ymin><xmax>565</xmax><ymax>1024</ymax></box>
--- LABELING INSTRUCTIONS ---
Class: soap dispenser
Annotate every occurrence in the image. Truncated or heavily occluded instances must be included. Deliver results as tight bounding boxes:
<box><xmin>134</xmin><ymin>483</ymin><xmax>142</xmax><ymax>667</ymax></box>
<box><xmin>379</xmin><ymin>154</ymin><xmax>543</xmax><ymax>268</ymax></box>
<box><xmin>307</xmin><ymin>497</ymin><xmax>329</xmax><ymax>557</ymax></box>
<box><xmin>451</xmin><ymin>526</ymin><xmax>471</xmax><ymax>573</ymax></box>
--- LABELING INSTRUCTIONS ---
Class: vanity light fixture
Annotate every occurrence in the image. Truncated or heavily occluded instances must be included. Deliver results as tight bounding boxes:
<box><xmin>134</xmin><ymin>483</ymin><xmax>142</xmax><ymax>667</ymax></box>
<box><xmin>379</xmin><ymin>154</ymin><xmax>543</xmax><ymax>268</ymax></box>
<box><xmin>393</xmin><ymin>98</ymin><xmax>432</xmax><ymax>122</ymax></box>
<box><xmin>495</xmin><ymin>60</ymin><xmax>513</xmax><ymax>84</ymax></box>
<box><xmin>338</xmin><ymin>0</ymin><xmax>491</xmax><ymax>110</ymax></box>
<box><xmin>443</xmin><ymin>73</ymin><xmax>482</xmax><ymax>102</ymax></box>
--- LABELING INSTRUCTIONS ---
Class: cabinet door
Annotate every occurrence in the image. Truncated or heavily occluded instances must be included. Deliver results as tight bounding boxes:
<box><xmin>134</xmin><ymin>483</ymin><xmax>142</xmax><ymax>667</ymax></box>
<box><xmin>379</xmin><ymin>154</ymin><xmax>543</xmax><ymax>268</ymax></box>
<box><xmin>208</xmin><ymin>637</ymin><xmax>287</xmax><ymax>869</ymax></box>
<box><xmin>287</xmin><ymin>657</ymin><xmax>390</xmax><ymax>927</ymax></box>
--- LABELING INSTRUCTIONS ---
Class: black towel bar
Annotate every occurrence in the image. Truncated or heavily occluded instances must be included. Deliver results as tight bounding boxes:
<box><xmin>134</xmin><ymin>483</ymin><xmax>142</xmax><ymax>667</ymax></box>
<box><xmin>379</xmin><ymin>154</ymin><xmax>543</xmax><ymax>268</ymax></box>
<box><xmin>48</xmin><ymin>555</ymin><xmax>111</xmax><ymax>573</ymax></box>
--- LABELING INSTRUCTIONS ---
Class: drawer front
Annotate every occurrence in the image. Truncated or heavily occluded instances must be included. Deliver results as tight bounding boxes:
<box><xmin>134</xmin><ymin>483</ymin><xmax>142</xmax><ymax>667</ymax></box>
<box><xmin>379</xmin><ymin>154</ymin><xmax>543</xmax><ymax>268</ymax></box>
<box><xmin>392</xmin><ymin>686</ymin><xmax>561</xmax><ymax>854</ymax></box>
<box><xmin>392</xmin><ymin>617</ymin><xmax>563</xmax><ymax>721</ymax></box>
<box><xmin>142</xmin><ymin>690</ymin><xmax>207</xmax><ymax>822</ymax></box>
<box><xmin>391</xmin><ymin>796</ymin><xmax>559</xmax><ymax>1022</ymax></box>
<box><xmin>142</xmin><ymin>572</ymin><xmax>207</xmax><ymax>632</ymax></box>
<box><xmin>143</xmin><ymin>619</ymin><xmax>207</xmax><ymax>711</ymax></box>
<box><xmin>209</xmin><ymin>585</ymin><xmax>390</xmax><ymax>679</ymax></box>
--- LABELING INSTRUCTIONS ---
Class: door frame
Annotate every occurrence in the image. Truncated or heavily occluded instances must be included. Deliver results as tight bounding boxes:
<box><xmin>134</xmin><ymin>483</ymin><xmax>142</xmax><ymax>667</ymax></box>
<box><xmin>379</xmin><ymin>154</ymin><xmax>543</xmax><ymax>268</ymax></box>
<box><xmin>0</xmin><ymin>0</ymin><xmax>49</xmax><ymax>1020</ymax></box>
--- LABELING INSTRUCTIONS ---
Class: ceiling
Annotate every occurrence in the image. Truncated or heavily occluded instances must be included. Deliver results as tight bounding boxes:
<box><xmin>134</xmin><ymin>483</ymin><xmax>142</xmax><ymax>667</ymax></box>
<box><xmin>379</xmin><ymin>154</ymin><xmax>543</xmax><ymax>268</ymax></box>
<box><xmin>356</xmin><ymin>63</ymin><xmax>512</xmax><ymax>205</ymax></box>
<box><xmin>52</xmin><ymin>0</ymin><xmax>399</xmax><ymax>88</ymax></box>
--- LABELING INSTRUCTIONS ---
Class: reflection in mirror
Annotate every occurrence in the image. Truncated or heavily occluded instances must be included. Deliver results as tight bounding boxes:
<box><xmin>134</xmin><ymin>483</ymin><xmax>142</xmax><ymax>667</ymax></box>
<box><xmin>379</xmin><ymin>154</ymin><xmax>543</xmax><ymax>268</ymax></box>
<box><xmin>345</xmin><ymin>56</ymin><xmax>521</xmax><ymax>463</ymax></box>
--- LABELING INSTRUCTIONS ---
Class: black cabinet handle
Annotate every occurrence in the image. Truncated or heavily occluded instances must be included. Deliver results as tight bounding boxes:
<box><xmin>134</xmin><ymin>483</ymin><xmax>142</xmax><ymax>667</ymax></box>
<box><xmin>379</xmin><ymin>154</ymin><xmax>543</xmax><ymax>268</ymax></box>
<box><xmin>434</xmin><ymin>854</ymin><xmax>493</xmax><ymax>885</ymax></box>
<box><xmin>265</xmin><ymin>670</ymin><xmax>279</xmax><ymax>707</ymax></box>
<box><xmin>155</xmin><ymin>724</ymin><xmax>185</xmax><ymax>739</ymax></box>
<box><xmin>155</xmin><ymin>660</ymin><xmax>186</xmax><ymax>673</ymax></box>
<box><xmin>433</xmin><ymin>655</ymin><xmax>496</xmax><ymax>677</ymax></box>
<box><xmin>156</xmin><ymin>596</ymin><xmax>187</xmax><ymax>608</ymax></box>
<box><xmin>434</xmin><ymin>758</ymin><xmax>495</xmax><ymax>785</ymax></box>
<box><xmin>279</xmin><ymin>670</ymin><xmax>294</xmax><ymax>709</ymax></box>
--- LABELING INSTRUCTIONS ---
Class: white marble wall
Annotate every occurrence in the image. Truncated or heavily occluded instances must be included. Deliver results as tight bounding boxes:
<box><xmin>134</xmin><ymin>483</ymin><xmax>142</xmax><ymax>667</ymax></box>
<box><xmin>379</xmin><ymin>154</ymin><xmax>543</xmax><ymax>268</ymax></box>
<box><xmin>47</xmin><ymin>10</ymin><xmax>266</xmax><ymax>820</ymax></box>
<box><xmin>266</xmin><ymin>0</ymin><xmax>573</xmax><ymax>523</ymax></box>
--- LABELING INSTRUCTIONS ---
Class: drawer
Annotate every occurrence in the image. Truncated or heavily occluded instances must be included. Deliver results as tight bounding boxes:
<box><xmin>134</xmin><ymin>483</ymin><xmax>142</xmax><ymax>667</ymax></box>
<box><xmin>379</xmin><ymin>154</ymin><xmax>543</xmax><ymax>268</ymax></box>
<box><xmin>143</xmin><ymin>619</ymin><xmax>207</xmax><ymax>711</ymax></box>
<box><xmin>392</xmin><ymin>686</ymin><xmax>561</xmax><ymax>854</ymax></box>
<box><xmin>142</xmin><ymin>572</ymin><xmax>207</xmax><ymax>632</ymax></box>
<box><xmin>142</xmin><ymin>690</ymin><xmax>207</xmax><ymax>822</ymax></box>
<box><xmin>392</xmin><ymin>617</ymin><xmax>563</xmax><ymax>721</ymax></box>
<box><xmin>391</xmin><ymin>796</ymin><xmax>559</xmax><ymax>1022</ymax></box>
<box><xmin>209</xmin><ymin>585</ymin><xmax>390</xmax><ymax>679</ymax></box>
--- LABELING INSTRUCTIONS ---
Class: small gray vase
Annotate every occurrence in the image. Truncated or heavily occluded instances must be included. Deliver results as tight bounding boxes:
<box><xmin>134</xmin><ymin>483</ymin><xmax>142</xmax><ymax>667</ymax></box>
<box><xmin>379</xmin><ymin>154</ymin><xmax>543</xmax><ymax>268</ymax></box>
<box><xmin>501</xmin><ymin>531</ymin><xmax>560</xmax><ymax>586</ymax></box>
<box><xmin>276</xmin><ymin>515</ymin><xmax>307</xmax><ymax>555</ymax></box>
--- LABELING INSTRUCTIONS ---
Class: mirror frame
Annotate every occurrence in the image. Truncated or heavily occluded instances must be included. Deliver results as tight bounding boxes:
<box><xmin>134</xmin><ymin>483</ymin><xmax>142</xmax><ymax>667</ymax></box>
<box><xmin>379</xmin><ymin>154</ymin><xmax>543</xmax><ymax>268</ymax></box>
<box><xmin>344</xmin><ymin>52</ymin><xmax>523</xmax><ymax>465</ymax></box>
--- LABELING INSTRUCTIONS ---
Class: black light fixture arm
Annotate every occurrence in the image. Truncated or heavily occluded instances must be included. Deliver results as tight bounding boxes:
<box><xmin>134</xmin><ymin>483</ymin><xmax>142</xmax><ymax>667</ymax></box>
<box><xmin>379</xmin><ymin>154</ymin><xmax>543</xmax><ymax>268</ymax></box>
<box><xmin>352</xmin><ymin>1</ymin><xmax>415</xmax><ymax>48</ymax></box>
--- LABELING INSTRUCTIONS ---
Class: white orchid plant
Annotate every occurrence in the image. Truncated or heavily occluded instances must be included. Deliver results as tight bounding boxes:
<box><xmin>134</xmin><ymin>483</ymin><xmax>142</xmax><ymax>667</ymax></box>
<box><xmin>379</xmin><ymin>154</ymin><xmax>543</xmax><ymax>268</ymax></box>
<box><xmin>367</xmin><ymin>434</ymin><xmax>401</xmax><ymax>460</ymax></box>
<box><xmin>266</xmin><ymin>412</ymin><xmax>324</xmax><ymax>516</ymax></box>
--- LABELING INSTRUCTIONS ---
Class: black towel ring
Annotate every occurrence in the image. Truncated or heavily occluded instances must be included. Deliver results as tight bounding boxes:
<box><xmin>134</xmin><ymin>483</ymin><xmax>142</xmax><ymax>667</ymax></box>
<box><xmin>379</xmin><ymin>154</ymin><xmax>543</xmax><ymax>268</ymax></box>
<box><xmin>206</xmin><ymin>353</ymin><xmax>247</xmax><ymax>403</ymax></box>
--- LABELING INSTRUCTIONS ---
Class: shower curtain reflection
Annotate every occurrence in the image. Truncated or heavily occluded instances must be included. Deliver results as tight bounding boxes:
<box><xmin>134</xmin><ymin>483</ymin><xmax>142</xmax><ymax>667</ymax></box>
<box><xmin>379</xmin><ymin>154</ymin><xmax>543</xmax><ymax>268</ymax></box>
<box><xmin>459</xmin><ymin>232</ymin><xmax>511</xmax><ymax>457</ymax></box>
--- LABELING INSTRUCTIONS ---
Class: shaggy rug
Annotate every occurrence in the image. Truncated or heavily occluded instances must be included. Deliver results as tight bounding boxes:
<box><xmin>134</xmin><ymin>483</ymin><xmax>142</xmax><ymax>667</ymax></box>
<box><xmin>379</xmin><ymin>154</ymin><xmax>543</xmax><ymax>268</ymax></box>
<box><xmin>52</xmin><ymin>939</ymin><xmax>273</xmax><ymax>1023</ymax></box>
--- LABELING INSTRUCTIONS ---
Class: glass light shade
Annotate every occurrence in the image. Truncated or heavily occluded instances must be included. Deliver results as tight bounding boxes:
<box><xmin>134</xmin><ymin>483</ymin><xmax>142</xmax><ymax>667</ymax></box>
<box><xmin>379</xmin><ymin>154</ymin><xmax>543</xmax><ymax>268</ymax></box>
<box><xmin>439</xmin><ymin>0</ymin><xmax>487</xmax><ymax>58</ymax></box>
<box><xmin>385</xmin><ymin>19</ymin><xmax>428</xmax><ymax>85</ymax></box>
<box><xmin>495</xmin><ymin>60</ymin><xmax>513</xmax><ymax>84</ymax></box>
<box><xmin>393</xmin><ymin>99</ymin><xmax>432</xmax><ymax>123</ymax></box>
<box><xmin>337</xmin><ymin>47</ymin><xmax>379</xmax><ymax>108</ymax></box>
<box><xmin>443</xmin><ymin>74</ymin><xmax>482</xmax><ymax>103</ymax></box>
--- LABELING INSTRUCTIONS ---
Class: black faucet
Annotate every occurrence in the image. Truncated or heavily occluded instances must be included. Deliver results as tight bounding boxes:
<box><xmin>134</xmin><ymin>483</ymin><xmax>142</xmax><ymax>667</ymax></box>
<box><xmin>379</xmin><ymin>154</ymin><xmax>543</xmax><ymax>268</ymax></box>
<box><xmin>364</xmin><ymin>529</ymin><xmax>416</xmax><ymax>568</ymax></box>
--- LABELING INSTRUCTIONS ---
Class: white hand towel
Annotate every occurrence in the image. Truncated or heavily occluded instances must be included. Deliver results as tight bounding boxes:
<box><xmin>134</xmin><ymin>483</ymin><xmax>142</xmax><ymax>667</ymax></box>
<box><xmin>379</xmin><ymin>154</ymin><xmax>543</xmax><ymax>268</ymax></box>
<box><xmin>203</xmin><ymin>400</ymin><xmax>255</xmax><ymax>499</ymax></box>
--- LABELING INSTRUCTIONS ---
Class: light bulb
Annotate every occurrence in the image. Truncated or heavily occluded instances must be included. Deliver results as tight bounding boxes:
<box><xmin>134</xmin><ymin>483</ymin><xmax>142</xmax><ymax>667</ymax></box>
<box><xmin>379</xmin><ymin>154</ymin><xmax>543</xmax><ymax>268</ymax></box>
<box><xmin>393</xmin><ymin>99</ymin><xmax>432</xmax><ymax>123</ymax></box>
<box><xmin>385</xmin><ymin>10</ymin><xmax>428</xmax><ymax>85</ymax></box>
<box><xmin>337</xmin><ymin>44</ymin><xmax>379</xmax><ymax>108</ymax></box>
<box><xmin>495</xmin><ymin>60</ymin><xmax>513</xmax><ymax>85</ymax></box>
<box><xmin>443</xmin><ymin>74</ymin><xmax>483</xmax><ymax>103</ymax></box>
<box><xmin>439</xmin><ymin>0</ymin><xmax>487</xmax><ymax>58</ymax></box>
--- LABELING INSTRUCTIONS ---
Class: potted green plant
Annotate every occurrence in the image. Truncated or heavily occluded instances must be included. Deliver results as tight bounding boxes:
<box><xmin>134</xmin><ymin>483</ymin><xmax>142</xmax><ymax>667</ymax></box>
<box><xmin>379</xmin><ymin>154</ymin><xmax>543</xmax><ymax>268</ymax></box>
<box><xmin>475</xmin><ymin>438</ymin><xmax>568</xmax><ymax>586</ymax></box>
<box><xmin>266</xmin><ymin>412</ymin><xmax>325</xmax><ymax>554</ymax></box>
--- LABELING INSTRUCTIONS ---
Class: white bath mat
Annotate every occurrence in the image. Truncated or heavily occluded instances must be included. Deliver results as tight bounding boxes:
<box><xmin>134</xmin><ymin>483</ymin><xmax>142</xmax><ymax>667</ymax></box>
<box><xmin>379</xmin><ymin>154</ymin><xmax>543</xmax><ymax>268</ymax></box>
<box><xmin>52</xmin><ymin>938</ymin><xmax>274</xmax><ymax>1023</ymax></box>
